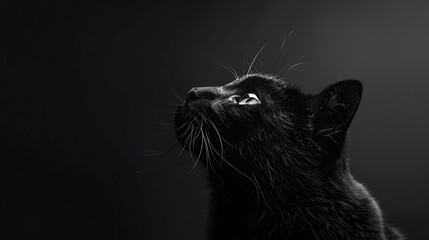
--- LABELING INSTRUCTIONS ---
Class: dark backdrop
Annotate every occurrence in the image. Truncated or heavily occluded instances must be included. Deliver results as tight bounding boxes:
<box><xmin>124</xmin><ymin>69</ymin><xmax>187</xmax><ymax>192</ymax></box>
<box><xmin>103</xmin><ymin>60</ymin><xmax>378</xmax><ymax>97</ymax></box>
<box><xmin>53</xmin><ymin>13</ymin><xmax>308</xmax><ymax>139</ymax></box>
<box><xmin>1</xmin><ymin>0</ymin><xmax>427</xmax><ymax>239</ymax></box>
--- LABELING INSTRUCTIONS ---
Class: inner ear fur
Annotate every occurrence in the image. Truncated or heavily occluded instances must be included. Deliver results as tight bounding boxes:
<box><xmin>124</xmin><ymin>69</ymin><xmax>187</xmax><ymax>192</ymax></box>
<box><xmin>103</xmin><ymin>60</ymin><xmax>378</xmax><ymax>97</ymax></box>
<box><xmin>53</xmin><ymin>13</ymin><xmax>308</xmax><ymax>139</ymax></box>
<box><xmin>311</xmin><ymin>79</ymin><xmax>363</xmax><ymax>155</ymax></box>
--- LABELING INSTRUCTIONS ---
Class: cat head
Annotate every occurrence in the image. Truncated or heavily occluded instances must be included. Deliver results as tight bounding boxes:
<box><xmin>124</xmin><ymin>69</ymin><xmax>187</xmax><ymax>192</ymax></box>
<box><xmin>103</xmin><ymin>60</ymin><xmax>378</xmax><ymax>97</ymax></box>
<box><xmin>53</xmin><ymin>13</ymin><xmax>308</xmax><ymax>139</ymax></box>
<box><xmin>175</xmin><ymin>74</ymin><xmax>362</xmax><ymax>182</ymax></box>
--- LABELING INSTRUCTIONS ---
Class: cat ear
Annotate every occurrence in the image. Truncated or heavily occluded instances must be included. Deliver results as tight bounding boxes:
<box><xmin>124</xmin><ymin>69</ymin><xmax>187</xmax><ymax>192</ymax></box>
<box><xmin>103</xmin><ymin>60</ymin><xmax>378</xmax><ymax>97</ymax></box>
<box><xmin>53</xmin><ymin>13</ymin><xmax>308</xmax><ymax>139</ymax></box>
<box><xmin>311</xmin><ymin>80</ymin><xmax>362</xmax><ymax>155</ymax></box>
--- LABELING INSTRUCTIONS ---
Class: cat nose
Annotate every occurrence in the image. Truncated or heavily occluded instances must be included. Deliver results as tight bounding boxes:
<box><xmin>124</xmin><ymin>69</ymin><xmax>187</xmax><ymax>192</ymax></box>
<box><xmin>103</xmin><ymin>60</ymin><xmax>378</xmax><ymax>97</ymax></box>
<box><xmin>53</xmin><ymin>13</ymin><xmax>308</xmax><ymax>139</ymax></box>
<box><xmin>187</xmin><ymin>87</ymin><xmax>218</xmax><ymax>102</ymax></box>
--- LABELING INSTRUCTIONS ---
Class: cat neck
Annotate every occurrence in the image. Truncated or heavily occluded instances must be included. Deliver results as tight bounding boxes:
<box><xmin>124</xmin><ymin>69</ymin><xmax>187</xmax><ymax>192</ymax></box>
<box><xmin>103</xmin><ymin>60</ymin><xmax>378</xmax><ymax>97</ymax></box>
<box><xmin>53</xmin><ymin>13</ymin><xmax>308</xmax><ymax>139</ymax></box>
<box><xmin>207</xmin><ymin>150</ymin><xmax>352</xmax><ymax>202</ymax></box>
<box><xmin>208</xmin><ymin>168</ymin><xmax>386</xmax><ymax>240</ymax></box>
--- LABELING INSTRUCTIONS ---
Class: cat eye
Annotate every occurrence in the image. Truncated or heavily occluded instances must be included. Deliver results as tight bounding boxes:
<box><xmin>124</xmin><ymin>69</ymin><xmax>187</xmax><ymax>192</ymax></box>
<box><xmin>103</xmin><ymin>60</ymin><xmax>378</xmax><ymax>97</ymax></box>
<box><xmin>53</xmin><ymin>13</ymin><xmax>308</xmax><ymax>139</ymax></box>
<box><xmin>227</xmin><ymin>93</ymin><xmax>260</xmax><ymax>105</ymax></box>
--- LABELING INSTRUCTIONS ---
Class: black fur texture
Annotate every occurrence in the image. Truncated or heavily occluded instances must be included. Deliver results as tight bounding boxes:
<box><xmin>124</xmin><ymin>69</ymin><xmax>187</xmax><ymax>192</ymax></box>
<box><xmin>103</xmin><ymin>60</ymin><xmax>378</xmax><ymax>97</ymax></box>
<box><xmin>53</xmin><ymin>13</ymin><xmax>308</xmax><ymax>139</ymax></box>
<box><xmin>175</xmin><ymin>74</ymin><xmax>404</xmax><ymax>240</ymax></box>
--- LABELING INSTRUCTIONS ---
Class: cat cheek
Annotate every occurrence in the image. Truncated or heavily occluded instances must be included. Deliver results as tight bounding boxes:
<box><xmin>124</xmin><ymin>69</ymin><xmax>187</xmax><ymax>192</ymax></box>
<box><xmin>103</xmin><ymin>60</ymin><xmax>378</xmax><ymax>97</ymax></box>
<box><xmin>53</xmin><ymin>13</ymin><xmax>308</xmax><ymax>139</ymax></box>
<box><xmin>211</xmin><ymin>100</ymin><xmax>222</xmax><ymax>109</ymax></box>
<box><xmin>211</xmin><ymin>100</ymin><xmax>227</xmax><ymax>113</ymax></box>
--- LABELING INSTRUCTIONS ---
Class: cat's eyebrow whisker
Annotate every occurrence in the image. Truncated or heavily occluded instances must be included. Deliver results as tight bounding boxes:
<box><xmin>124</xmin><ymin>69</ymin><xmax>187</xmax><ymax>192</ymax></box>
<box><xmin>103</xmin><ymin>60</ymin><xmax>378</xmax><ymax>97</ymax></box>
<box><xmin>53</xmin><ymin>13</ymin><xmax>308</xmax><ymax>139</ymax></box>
<box><xmin>241</xmin><ymin>58</ymin><xmax>246</xmax><ymax>76</ymax></box>
<box><xmin>281</xmin><ymin>30</ymin><xmax>294</xmax><ymax>51</ymax></box>
<box><xmin>273</xmin><ymin>30</ymin><xmax>295</xmax><ymax>74</ymax></box>
<box><xmin>215</xmin><ymin>62</ymin><xmax>239</xmax><ymax>79</ymax></box>
<box><xmin>287</xmin><ymin>62</ymin><xmax>310</xmax><ymax>72</ymax></box>
<box><xmin>247</xmin><ymin>41</ymin><xmax>269</xmax><ymax>75</ymax></box>
<box><xmin>246</xmin><ymin>54</ymin><xmax>263</xmax><ymax>66</ymax></box>
<box><xmin>225</xmin><ymin>63</ymin><xmax>239</xmax><ymax>80</ymax></box>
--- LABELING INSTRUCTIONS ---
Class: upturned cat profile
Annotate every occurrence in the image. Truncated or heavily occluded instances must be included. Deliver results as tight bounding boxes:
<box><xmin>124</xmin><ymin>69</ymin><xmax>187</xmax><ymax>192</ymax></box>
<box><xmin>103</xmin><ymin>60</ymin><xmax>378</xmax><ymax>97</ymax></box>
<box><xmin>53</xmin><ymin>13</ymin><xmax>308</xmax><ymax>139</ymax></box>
<box><xmin>175</xmin><ymin>74</ymin><xmax>404</xmax><ymax>240</ymax></box>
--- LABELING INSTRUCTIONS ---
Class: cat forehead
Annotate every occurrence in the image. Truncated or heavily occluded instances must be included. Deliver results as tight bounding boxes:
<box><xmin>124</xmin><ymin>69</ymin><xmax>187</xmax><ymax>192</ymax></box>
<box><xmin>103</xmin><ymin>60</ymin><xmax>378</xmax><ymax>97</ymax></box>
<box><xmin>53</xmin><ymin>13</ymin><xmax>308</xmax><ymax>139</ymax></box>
<box><xmin>222</xmin><ymin>74</ymin><xmax>284</xmax><ymax>91</ymax></box>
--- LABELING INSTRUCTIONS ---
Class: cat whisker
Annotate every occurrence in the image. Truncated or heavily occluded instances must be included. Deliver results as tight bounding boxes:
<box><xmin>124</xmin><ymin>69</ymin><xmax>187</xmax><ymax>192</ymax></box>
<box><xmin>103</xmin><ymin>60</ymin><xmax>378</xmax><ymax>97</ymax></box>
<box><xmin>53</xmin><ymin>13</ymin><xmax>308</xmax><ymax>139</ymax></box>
<box><xmin>201</xmin><ymin>128</ymin><xmax>221</xmax><ymax>178</ymax></box>
<box><xmin>209</xmin><ymin>140</ymin><xmax>271</xmax><ymax>211</ymax></box>
<box><xmin>251</xmin><ymin>171</ymin><xmax>272</xmax><ymax>212</ymax></box>
<box><xmin>190</xmin><ymin>118</ymin><xmax>202</xmax><ymax>150</ymax></box>
<box><xmin>205</xmin><ymin>119</ymin><xmax>225</xmax><ymax>157</ymax></box>
<box><xmin>215</xmin><ymin>149</ymin><xmax>262</xmax><ymax>210</ymax></box>
<box><xmin>215</xmin><ymin>62</ymin><xmax>239</xmax><ymax>79</ymax></box>
<box><xmin>247</xmin><ymin>41</ymin><xmax>269</xmax><ymax>75</ymax></box>
<box><xmin>287</xmin><ymin>62</ymin><xmax>309</xmax><ymax>72</ymax></box>
<box><xmin>188</xmin><ymin>125</ymin><xmax>205</xmax><ymax>173</ymax></box>
<box><xmin>281</xmin><ymin>31</ymin><xmax>294</xmax><ymax>51</ymax></box>
<box><xmin>136</xmin><ymin>141</ymin><xmax>180</xmax><ymax>173</ymax></box>
<box><xmin>204</xmin><ymin>129</ymin><xmax>224</xmax><ymax>172</ymax></box>
<box><xmin>179</xmin><ymin>123</ymin><xmax>196</xmax><ymax>157</ymax></box>
<box><xmin>170</xmin><ymin>89</ymin><xmax>184</xmax><ymax>102</ymax></box>
<box><xmin>241</xmin><ymin>58</ymin><xmax>247</xmax><ymax>76</ymax></box>
<box><xmin>271</xmin><ymin>30</ymin><xmax>294</xmax><ymax>73</ymax></box>
<box><xmin>176</xmin><ymin>118</ymin><xmax>198</xmax><ymax>136</ymax></box>
<box><xmin>198</xmin><ymin>119</ymin><xmax>213</xmax><ymax>173</ymax></box>
<box><xmin>225</xmin><ymin>63</ymin><xmax>239</xmax><ymax>80</ymax></box>
<box><xmin>210</xmin><ymin>145</ymin><xmax>242</xmax><ymax>176</ymax></box>
<box><xmin>246</xmin><ymin>54</ymin><xmax>263</xmax><ymax>65</ymax></box>
<box><xmin>187</xmin><ymin>132</ymin><xmax>197</xmax><ymax>165</ymax></box>
<box><xmin>206</xmin><ymin>118</ymin><xmax>229</xmax><ymax>148</ymax></box>
<box><xmin>273</xmin><ymin>30</ymin><xmax>295</xmax><ymax>75</ymax></box>
<box><xmin>180</xmin><ymin>121</ymin><xmax>197</xmax><ymax>157</ymax></box>
<box><xmin>188</xmin><ymin>122</ymin><xmax>202</xmax><ymax>165</ymax></box>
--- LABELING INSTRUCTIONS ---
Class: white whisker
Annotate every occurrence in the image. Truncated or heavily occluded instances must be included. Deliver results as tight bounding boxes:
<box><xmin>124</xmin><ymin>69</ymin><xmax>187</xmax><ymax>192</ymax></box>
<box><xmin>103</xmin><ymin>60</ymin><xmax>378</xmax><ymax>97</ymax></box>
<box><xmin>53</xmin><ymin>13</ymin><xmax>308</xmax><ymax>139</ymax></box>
<box><xmin>287</xmin><ymin>62</ymin><xmax>309</xmax><ymax>72</ymax></box>
<box><xmin>188</xmin><ymin>125</ymin><xmax>204</xmax><ymax>173</ymax></box>
<box><xmin>251</xmin><ymin>172</ymin><xmax>272</xmax><ymax>212</ymax></box>
<box><xmin>170</xmin><ymin>89</ymin><xmax>183</xmax><ymax>102</ymax></box>
<box><xmin>247</xmin><ymin>42</ymin><xmax>269</xmax><ymax>75</ymax></box>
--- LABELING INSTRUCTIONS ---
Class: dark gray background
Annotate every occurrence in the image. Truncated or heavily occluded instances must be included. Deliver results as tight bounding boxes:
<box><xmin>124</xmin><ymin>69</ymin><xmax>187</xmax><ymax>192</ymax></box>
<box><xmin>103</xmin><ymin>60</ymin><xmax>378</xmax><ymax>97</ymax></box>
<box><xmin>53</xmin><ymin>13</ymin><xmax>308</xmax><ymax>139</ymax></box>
<box><xmin>1</xmin><ymin>0</ymin><xmax>427</xmax><ymax>239</ymax></box>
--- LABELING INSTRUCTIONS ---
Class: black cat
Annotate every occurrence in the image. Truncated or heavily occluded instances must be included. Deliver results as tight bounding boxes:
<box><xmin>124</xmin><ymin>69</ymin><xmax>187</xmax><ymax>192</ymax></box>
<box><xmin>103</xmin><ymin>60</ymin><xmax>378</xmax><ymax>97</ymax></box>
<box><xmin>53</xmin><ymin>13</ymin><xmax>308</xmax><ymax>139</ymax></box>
<box><xmin>175</xmin><ymin>74</ymin><xmax>404</xmax><ymax>240</ymax></box>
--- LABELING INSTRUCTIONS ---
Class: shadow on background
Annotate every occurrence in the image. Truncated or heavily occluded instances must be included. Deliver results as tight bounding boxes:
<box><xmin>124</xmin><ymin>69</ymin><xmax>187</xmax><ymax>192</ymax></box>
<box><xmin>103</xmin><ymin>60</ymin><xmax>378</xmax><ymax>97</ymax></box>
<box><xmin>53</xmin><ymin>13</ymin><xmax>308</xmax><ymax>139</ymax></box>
<box><xmin>0</xmin><ymin>0</ymin><xmax>427</xmax><ymax>239</ymax></box>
